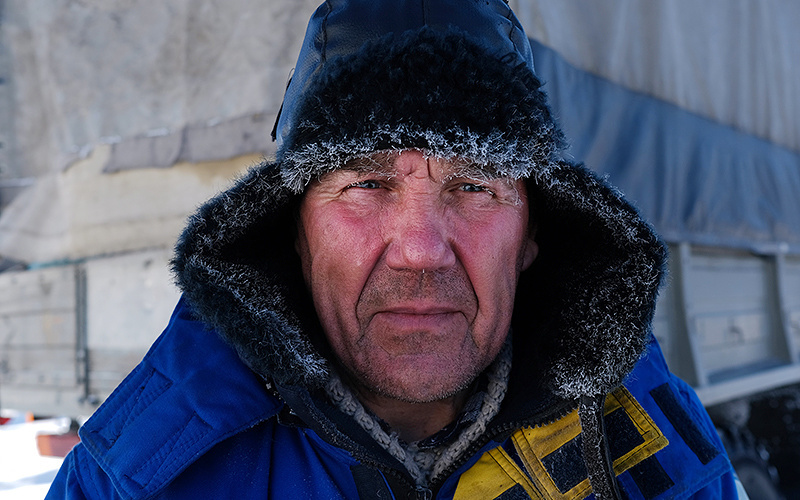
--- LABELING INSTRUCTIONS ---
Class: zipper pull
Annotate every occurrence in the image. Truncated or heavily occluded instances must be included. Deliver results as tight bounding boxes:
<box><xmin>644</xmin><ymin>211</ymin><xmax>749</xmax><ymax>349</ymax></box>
<box><xmin>415</xmin><ymin>486</ymin><xmax>433</xmax><ymax>500</ymax></box>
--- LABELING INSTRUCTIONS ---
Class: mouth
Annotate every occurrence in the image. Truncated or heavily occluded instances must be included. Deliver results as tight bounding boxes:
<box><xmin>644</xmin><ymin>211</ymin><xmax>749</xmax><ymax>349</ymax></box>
<box><xmin>356</xmin><ymin>265</ymin><xmax>479</xmax><ymax>328</ymax></box>
<box><xmin>380</xmin><ymin>304</ymin><xmax>462</xmax><ymax>315</ymax></box>
<box><xmin>370</xmin><ymin>305</ymin><xmax>465</xmax><ymax>333</ymax></box>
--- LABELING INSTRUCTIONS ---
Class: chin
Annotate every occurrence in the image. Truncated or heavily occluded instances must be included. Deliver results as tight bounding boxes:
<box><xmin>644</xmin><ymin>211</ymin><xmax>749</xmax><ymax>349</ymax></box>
<box><xmin>368</xmin><ymin>367</ymin><xmax>480</xmax><ymax>404</ymax></box>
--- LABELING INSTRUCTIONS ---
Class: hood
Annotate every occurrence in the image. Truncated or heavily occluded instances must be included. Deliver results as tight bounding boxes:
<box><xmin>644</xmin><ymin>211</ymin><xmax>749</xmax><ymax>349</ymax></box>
<box><xmin>172</xmin><ymin>0</ymin><xmax>667</xmax><ymax>404</ymax></box>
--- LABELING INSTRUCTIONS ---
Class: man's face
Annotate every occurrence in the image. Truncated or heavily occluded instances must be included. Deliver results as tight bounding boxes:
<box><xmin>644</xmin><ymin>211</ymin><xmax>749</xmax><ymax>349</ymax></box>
<box><xmin>296</xmin><ymin>150</ymin><xmax>537</xmax><ymax>403</ymax></box>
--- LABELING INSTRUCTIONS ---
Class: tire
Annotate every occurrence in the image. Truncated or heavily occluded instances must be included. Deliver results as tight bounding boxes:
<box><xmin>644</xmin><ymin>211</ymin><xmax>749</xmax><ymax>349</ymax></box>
<box><xmin>733</xmin><ymin>458</ymin><xmax>784</xmax><ymax>500</ymax></box>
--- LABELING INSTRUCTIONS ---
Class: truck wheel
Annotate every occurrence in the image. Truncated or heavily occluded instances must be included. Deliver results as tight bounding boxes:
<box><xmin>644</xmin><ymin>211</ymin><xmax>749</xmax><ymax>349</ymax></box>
<box><xmin>716</xmin><ymin>423</ymin><xmax>784</xmax><ymax>499</ymax></box>
<box><xmin>733</xmin><ymin>458</ymin><xmax>783</xmax><ymax>500</ymax></box>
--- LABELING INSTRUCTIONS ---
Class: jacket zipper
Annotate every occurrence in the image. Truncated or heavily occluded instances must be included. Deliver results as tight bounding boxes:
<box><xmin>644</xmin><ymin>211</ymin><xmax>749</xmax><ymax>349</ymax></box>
<box><xmin>426</xmin><ymin>398</ymin><xmax>578</xmax><ymax>496</ymax></box>
<box><xmin>415</xmin><ymin>486</ymin><xmax>434</xmax><ymax>500</ymax></box>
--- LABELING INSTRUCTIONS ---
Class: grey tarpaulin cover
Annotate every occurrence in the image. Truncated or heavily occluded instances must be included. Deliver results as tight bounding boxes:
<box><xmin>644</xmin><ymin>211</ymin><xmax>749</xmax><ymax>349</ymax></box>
<box><xmin>531</xmin><ymin>40</ymin><xmax>800</xmax><ymax>254</ymax></box>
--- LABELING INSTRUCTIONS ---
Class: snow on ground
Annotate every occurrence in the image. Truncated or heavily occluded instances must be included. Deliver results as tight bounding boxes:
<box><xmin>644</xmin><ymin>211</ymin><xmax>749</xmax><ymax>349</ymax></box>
<box><xmin>0</xmin><ymin>412</ymin><xmax>69</xmax><ymax>499</ymax></box>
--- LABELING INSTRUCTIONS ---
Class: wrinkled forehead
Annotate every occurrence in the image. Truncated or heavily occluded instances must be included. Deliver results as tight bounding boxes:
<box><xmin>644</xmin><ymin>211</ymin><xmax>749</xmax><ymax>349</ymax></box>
<box><xmin>318</xmin><ymin>149</ymin><xmax>511</xmax><ymax>183</ymax></box>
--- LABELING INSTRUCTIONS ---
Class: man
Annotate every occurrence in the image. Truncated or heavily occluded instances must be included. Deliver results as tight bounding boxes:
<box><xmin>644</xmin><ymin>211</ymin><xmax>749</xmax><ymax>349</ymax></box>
<box><xmin>48</xmin><ymin>0</ymin><xmax>741</xmax><ymax>498</ymax></box>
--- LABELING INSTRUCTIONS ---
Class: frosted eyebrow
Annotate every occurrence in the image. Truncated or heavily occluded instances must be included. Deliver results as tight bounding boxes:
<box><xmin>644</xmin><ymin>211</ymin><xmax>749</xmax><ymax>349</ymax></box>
<box><xmin>340</xmin><ymin>152</ymin><xmax>397</xmax><ymax>176</ymax></box>
<box><xmin>313</xmin><ymin>156</ymin><xmax>394</xmax><ymax>186</ymax></box>
<box><xmin>443</xmin><ymin>159</ymin><xmax>504</xmax><ymax>182</ymax></box>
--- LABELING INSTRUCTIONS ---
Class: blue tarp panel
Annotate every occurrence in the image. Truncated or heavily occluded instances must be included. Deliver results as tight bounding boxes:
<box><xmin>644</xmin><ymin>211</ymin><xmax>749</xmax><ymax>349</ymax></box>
<box><xmin>531</xmin><ymin>40</ymin><xmax>800</xmax><ymax>255</ymax></box>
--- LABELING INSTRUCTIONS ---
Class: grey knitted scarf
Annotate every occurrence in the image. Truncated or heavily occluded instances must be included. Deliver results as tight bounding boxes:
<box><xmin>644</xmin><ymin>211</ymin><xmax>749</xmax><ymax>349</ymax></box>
<box><xmin>324</xmin><ymin>341</ymin><xmax>512</xmax><ymax>487</ymax></box>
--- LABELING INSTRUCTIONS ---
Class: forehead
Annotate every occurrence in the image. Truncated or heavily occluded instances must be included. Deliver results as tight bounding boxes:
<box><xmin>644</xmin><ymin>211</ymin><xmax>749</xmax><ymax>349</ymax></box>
<box><xmin>329</xmin><ymin>151</ymin><xmax>506</xmax><ymax>181</ymax></box>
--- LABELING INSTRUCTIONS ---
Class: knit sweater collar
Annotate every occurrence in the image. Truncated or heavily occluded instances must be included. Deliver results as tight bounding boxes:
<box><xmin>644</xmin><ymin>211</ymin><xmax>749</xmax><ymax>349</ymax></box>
<box><xmin>323</xmin><ymin>340</ymin><xmax>513</xmax><ymax>488</ymax></box>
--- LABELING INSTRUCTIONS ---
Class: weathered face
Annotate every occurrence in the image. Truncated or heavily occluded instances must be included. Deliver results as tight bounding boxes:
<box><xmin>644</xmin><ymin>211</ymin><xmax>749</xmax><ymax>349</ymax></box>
<box><xmin>296</xmin><ymin>150</ymin><xmax>537</xmax><ymax>403</ymax></box>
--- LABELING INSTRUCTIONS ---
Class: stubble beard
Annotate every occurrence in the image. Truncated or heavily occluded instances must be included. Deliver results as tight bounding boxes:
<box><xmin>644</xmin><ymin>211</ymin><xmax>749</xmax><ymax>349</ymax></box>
<box><xmin>346</xmin><ymin>339</ymin><xmax>489</xmax><ymax>404</ymax></box>
<box><xmin>347</xmin><ymin>267</ymin><xmax>492</xmax><ymax>404</ymax></box>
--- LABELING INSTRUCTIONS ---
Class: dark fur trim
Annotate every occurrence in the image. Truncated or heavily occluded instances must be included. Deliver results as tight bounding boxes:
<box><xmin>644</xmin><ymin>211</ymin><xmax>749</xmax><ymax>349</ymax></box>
<box><xmin>171</xmin><ymin>163</ymin><xmax>330</xmax><ymax>387</ymax></box>
<box><xmin>517</xmin><ymin>162</ymin><xmax>667</xmax><ymax>398</ymax></box>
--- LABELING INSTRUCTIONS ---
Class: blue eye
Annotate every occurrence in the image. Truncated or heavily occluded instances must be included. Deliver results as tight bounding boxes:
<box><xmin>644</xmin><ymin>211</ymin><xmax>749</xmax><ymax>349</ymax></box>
<box><xmin>348</xmin><ymin>179</ymin><xmax>382</xmax><ymax>189</ymax></box>
<box><xmin>459</xmin><ymin>183</ymin><xmax>488</xmax><ymax>193</ymax></box>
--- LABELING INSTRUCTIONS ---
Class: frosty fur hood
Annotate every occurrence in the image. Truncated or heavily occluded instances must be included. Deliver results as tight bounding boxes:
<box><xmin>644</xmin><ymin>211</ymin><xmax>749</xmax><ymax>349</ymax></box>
<box><xmin>172</xmin><ymin>0</ymin><xmax>667</xmax><ymax>403</ymax></box>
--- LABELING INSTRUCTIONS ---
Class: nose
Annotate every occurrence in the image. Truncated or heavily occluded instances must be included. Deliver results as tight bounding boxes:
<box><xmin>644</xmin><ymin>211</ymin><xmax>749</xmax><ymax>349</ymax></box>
<box><xmin>384</xmin><ymin>197</ymin><xmax>457</xmax><ymax>272</ymax></box>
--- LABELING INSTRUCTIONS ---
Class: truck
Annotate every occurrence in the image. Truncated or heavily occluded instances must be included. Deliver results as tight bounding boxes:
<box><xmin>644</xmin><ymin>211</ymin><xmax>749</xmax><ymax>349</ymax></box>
<box><xmin>1</xmin><ymin>2</ymin><xmax>798</xmax><ymax>498</ymax></box>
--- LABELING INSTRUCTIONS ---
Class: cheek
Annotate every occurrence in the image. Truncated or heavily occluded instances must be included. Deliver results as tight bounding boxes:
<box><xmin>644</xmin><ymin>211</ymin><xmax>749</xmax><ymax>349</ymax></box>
<box><xmin>310</xmin><ymin>214</ymin><xmax>383</xmax><ymax>278</ymax></box>
<box><xmin>298</xmin><ymin>209</ymin><xmax>386</xmax><ymax>326</ymax></box>
<box><xmin>456</xmin><ymin>212</ymin><xmax>529</xmax><ymax>329</ymax></box>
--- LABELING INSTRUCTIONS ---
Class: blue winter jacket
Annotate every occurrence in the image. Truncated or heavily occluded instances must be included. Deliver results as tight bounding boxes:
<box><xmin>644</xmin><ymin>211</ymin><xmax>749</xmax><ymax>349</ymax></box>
<box><xmin>47</xmin><ymin>298</ymin><xmax>738</xmax><ymax>499</ymax></box>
